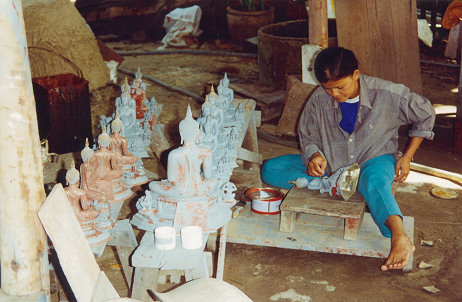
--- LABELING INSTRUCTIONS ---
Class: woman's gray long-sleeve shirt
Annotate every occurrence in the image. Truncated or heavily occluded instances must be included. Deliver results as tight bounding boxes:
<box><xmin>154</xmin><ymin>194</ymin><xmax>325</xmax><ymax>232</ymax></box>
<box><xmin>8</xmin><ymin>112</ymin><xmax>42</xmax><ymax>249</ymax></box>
<box><xmin>298</xmin><ymin>74</ymin><xmax>435</xmax><ymax>174</ymax></box>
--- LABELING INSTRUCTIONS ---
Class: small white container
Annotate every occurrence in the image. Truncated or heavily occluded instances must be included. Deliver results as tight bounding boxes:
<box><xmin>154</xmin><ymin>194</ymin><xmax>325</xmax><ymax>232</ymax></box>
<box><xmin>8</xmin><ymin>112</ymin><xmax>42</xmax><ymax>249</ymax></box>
<box><xmin>154</xmin><ymin>226</ymin><xmax>176</xmax><ymax>250</ymax></box>
<box><xmin>181</xmin><ymin>226</ymin><xmax>202</xmax><ymax>249</ymax></box>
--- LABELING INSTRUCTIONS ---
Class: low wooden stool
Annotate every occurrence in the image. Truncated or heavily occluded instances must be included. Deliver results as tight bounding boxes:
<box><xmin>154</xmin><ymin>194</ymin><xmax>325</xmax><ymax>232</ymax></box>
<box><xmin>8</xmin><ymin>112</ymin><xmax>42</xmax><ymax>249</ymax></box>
<box><xmin>280</xmin><ymin>183</ymin><xmax>399</xmax><ymax>240</ymax></box>
<box><xmin>280</xmin><ymin>187</ymin><xmax>366</xmax><ymax>240</ymax></box>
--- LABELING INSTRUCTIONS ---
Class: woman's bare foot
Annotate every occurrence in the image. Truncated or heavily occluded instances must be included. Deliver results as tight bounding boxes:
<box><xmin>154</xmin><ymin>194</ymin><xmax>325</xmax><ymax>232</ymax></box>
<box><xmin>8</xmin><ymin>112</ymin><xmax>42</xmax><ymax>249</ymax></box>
<box><xmin>381</xmin><ymin>232</ymin><xmax>415</xmax><ymax>271</ymax></box>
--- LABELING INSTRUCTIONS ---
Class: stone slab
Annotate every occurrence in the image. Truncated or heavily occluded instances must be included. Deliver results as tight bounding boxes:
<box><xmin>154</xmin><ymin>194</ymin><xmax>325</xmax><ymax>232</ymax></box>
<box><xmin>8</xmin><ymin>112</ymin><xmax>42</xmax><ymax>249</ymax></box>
<box><xmin>276</xmin><ymin>76</ymin><xmax>317</xmax><ymax>137</ymax></box>
<box><xmin>223</xmin><ymin>204</ymin><xmax>414</xmax><ymax>270</ymax></box>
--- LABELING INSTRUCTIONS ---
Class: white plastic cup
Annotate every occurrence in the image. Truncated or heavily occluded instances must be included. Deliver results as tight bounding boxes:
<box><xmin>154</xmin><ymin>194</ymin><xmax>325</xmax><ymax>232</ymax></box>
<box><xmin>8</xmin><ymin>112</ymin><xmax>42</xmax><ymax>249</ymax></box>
<box><xmin>154</xmin><ymin>226</ymin><xmax>176</xmax><ymax>250</ymax></box>
<box><xmin>181</xmin><ymin>226</ymin><xmax>203</xmax><ymax>249</ymax></box>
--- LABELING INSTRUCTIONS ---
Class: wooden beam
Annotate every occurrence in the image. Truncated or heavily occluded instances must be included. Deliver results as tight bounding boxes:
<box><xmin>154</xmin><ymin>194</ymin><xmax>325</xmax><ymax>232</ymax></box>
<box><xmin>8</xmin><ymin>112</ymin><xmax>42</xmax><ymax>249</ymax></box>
<box><xmin>90</xmin><ymin>272</ymin><xmax>120</xmax><ymax>302</ymax></box>
<box><xmin>411</xmin><ymin>162</ymin><xmax>462</xmax><ymax>186</ymax></box>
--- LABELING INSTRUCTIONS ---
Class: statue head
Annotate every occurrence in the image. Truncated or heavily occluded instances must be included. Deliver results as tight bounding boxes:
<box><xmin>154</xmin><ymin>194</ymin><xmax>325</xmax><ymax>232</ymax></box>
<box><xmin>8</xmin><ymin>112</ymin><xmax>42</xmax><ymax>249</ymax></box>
<box><xmin>81</xmin><ymin>138</ymin><xmax>94</xmax><ymax>162</ymax></box>
<box><xmin>121</xmin><ymin>88</ymin><xmax>131</xmax><ymax>105</ymax></box>
<box><xmin>135</xmin><ymin>67</ymin><xmax>142</xmax><ymax>81</ymax></box>
<box><xmin>208</xmin><ymin>85</ymin><xmax>218</xmax><ymax>105</ymax></box>
<box><xmin>217</xmin><ymin>83</ymin><xmax>224</xmax><ymax>95</ymax></box>
<box><xmin>222</xmin><ymin>73</ymin><xmax>229</xmax><ymax>88</ymax></box>
<box><xmin>121</xmin><ymin>77</ymin><xmax>129</xmax><ymax>93</ymax></box>
<box><xmin>179</xmin><ymin>104</ymin><xmax>200</xmax><ymax>144</ymax></box>
<box><xmin>112</xmin><ymin>111</ymin><xmax>123</xmax><ymax>133</ymax></box>
<box><xmin>202</xmin><ymin>95</ymin><xmax>212</xmax><ymax>115</ymax></box>
<box><xmin>66</xmin><ymin>160</ymin><xmax>80</xmax><ymax>185</ymax></box>
<box><xmin>98</xmin><ymin>126</ymin><xmax>111</xmax><ymax>148</ymax></box>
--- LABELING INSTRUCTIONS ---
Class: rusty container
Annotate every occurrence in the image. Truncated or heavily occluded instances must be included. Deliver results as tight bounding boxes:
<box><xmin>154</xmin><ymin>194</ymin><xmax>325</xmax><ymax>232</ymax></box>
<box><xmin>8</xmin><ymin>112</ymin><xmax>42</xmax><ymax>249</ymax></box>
<box><xmin>226</xmin><ymin>5</ymin><xmax>275</xmax><ymax>42</ymax></box>
<box><xmin>33</xmin><ymin>71</ymin><xmax>93</xmax><ymax>154</ymax></box>
<box><xmin>258</xmin><ymin>19</ymin><xmax>337</xmax><ymax>89</ymax></box>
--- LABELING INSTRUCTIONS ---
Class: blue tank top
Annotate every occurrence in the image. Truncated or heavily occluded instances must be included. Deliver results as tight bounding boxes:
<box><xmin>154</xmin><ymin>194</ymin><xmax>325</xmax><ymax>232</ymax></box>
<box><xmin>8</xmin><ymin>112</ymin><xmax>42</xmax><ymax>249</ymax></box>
<box><xmin>339</xmin><ymin>96</ymin><xmax>359</xmax><ymax>134</ymax></box>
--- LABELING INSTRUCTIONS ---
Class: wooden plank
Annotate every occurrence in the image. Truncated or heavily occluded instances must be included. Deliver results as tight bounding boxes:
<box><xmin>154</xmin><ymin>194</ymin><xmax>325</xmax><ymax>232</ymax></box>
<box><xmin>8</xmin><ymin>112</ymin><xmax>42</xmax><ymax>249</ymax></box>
<box><xmin>131</xmin><ymin>268</ymin><xmax>159</xmax><ymax>301</ymax></box>
<box><xmin>281</xmin><ymin>187</ymin><xmax>365</xmax><ymax>219</ymax></box>
<box><xmin>335</xmin><ymin>0</ymin><xmax>372</xmax><ymax>74</ymax></box>
<box><xmin>91</xmin><ymin>271</ymin><xmax>119</xmax><ymax>302</ymax></box>
<box><xmin>254</xmin><ymin>110</ymin><xmax>261</xmax><ymax>127</ymax></box>
<box><xmin>105</xmin><ymin>220</ymin><xmax>138</xmax><ymax>287</ymax></box>
<box><xmin>233</xmin><ymin>98</ymin><xmax>256</xmax><ymax>148</ymax></box>
<box><xmin>365</xmin><ymin>0</ymin><xmax>397</xmax><ymax>80</ymax></box>
<box><xmin>343</xmin><ymin>208</ymin><xmax>365</xmax><ymax>241</ymax></box>
<box><xmin>279</xmin><ymin>210</ymin><xmax>296</xmax><ymax>233</ymax></box>
<box><xmin>241</xmin><ymin>110</ymin><xmax>260</xmax><ymax>171</ymax></box>
<box><xmin>335</xmin><ymin>0</ymin><xmax>422</xmax><ymax>94</ymax></box>
<box><xmin>237</xmin><ymin>147</ymin><xmax>262</xmax><ymax>164</ymax></box>
<box><xmin>216</xmin><ymin>225</ymin><xmax>227</xmax><ymax>280</ymax></box>
<box><xmin>391</xmin><ymin>0</ymin><xmax>422</xmax><ymax>94</ymax></box>
<box><xmin>410</xmin><ymin>162</ymin><xmax>462</xmax><ymax>185</ymax></box>
<box><xmin>308</xmin><ymin>0</ymin><xmax>328</xmax><ymax>48</ymax></box>
<box><xmin>116</xmin><ymin>246</ymin><xmax>135</xmax><ymax>290</ymax></box>
<box><xmin>229</xmin><ymin>83</ymin><xmax>285</xmax><ymax>107</ymax></box>
<box><xmin>37</xmin><ymin>184</ymin><xmax>100</xmax><ymax>302</ymax></box>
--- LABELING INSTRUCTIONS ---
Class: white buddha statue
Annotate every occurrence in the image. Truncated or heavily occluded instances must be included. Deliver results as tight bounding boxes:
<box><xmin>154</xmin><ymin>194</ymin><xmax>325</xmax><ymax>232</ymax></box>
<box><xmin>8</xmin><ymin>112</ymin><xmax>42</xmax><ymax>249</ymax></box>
<box><xmin>149</xmin><ymin>105</ymin><xmax>217</xmax><ymax>197</ymax></box>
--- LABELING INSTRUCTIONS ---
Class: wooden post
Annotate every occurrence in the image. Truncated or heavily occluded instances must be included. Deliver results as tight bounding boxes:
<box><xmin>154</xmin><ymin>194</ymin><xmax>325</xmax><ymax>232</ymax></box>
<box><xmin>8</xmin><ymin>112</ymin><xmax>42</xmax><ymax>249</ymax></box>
<box><xmin>454</xmin><ymin>45</ymin><xmax>462</xmax><ymax>153</ymax></box>
<box><xmin>308</xmin><ymin>0</ymin><xmax>328</xmax><ymax>48</ymax></box>
<box><xmin>0</xmin><ymin>0</ymin><xmax>49</xmax><ymax>299</ymax></box>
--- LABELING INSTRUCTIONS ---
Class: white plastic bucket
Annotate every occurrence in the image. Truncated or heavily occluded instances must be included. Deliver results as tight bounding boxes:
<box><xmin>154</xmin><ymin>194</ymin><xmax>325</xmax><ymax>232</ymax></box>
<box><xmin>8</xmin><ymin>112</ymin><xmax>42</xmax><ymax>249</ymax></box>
<box><xmin>181</xmin><ymin>225</ymin><xmax>202</xmax><ymax>249</ymax></box>
<box><xmin>154</xmin><ymin>226</ymin><xmax>176</xmax><ymax>250</ymax></box>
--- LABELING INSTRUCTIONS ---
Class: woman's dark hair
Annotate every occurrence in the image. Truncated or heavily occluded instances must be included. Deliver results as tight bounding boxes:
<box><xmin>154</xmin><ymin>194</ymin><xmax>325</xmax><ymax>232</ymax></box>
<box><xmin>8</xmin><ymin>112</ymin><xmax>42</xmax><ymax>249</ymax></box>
<box><xmin>314</xmin><ymin>47</ymin><xmax>358</xmax><ymax>83</ymax></box>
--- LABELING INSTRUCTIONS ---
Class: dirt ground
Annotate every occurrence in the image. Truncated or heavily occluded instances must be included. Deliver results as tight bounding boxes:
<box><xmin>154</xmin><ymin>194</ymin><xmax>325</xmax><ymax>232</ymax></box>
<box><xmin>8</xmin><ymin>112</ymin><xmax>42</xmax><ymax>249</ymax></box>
<box><xmin>48</xmin><ymin>38</ymin><xmax>462</xmax><ymax>302</ymax></box>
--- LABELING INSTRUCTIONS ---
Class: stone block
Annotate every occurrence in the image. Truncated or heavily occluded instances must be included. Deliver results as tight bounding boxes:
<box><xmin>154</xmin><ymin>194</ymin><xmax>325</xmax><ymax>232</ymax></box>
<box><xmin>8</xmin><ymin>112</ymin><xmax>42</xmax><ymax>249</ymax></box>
<box><xmin>276</xmin><ymin>76</ymin><xmax>317</xmax><ymax>137</ymax></box>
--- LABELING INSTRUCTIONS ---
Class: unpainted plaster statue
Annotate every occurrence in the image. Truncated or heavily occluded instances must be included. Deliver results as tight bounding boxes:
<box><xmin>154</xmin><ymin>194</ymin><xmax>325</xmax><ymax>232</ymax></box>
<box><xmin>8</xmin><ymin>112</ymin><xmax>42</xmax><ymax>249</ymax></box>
<box><xmin>217</xmin><ymin>73</ymin><xmax>233</xmax><ymax>105</ymax></box>
<box><xmin>149</xmin><ymin>105</ymin><xmax>217</xmax><ymax>197</ymax></box>
<box><xmin>102</xmin><ymin>72</ymin><xmax>167</xmax><ymax>159</ymax></box>
<box><xmin>65</xmin><ymin>161</ymin><xmax>112</xmax><ymax>246</ymax></box>
<box><xmin>118</xmin><ymin>85</ymin><xmax>138</xmax><ymax>137</ymax></box>
<box><xmin>198</xmin><ymin>115</ymin><xmax>218</xmax><ymax>152</ymax></box>
<box><xmin>195</xmin><ymin>76</ymin><xmax>245</xmax><ymax>189</ymax></box>
<box><xmin>197</xmin><ymin>96</ymin><xmax>212</xmax><ymax>128</ymax></box>
<box><xmin>207</xmin><ymin>87</ymin><xmax>224</xmax><ymax>127</ymax></box>
<box><xmin>130</xmin><ymin>69</ymin><xmax>149</xmax><ymax>119</ymax></box>
<box><xmin>131</xmin><ymin>104</ymin><xmax>236</xmax><ymax>233</ymax></box>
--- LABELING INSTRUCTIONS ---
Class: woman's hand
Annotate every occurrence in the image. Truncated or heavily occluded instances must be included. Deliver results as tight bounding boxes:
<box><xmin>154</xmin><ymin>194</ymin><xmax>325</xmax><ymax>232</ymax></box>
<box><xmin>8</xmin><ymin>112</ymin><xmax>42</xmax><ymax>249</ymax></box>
<box><xmin>308</xmin><ymin>152</ymin><xmax>327</xmax><ymax>177</ymax></box>
<box><xmin>394</xmin><ymin>155</ymin><xmax>411</xmax><ymax>182</ymax></box>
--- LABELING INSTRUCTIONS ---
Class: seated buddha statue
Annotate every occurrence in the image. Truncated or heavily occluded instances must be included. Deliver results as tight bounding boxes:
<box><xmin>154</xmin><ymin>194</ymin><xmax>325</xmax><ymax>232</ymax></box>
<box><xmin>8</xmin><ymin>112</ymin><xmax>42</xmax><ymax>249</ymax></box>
<box><xmin>65</xmin><ymin>160</ymin><xmax>99</xmax><ymax>223</ymax></box>
<box><xmin>110</xmin><ymin>113</ymin><xmax>148</xmax><ymax>186</ymax></box>
<box><xmin>80</xmin><ymin>138</ymin><xmax>108</xmax><ymax>203</ymax></box>
<box><xmin>92</xmin><ymin>127</ymin><xmax>133</xmax><ymax>202</ymax></box>
<box><xmin>149</xmin><ymin>104</ymin><xmax>217</xmax><ymax>197</ymax></box>
<box><xmin>66</xmin><ymin>160</ymin><xmax>113</xmax><ymax>245</ymax></box>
